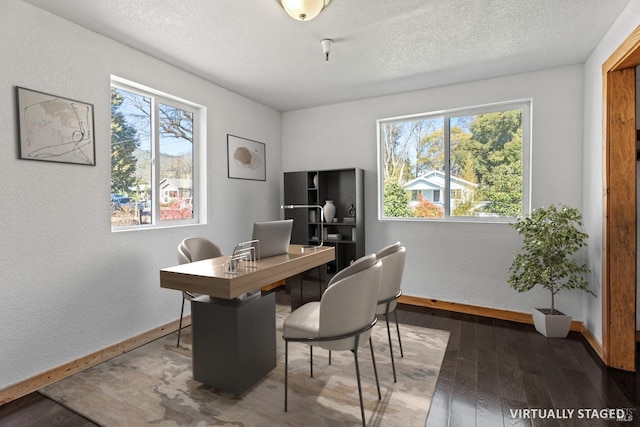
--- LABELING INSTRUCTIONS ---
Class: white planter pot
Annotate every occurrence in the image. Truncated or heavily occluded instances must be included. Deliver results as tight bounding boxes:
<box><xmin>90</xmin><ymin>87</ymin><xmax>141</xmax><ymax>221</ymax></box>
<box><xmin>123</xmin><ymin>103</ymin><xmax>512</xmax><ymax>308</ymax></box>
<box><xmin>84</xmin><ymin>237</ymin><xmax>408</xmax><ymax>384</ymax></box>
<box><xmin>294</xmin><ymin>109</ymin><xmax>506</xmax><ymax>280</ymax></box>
<box><xmin>531</xmin><ymin>308</ymin><xmax>572</xmax><ymax>338</ymax></box>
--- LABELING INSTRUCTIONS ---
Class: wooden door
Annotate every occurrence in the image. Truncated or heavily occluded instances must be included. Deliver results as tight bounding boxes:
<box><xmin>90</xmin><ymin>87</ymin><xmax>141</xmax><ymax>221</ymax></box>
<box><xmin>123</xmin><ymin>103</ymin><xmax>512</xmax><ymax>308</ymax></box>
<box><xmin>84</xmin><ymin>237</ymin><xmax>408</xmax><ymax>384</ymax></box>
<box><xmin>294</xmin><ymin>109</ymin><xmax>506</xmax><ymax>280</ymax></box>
<box><xmin>603</xmin><ymin>25</ymin><xmax>640</xmax><ymax>371</ymax></box>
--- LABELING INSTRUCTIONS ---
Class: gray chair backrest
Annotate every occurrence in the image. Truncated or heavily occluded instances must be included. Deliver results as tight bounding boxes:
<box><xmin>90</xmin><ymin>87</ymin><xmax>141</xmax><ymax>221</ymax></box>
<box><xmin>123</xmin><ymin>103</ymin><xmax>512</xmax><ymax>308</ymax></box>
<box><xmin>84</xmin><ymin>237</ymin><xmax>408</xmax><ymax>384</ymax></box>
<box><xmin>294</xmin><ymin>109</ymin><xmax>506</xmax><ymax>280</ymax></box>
<box><xmin>178</xmin><ymin>237</ymin><xmax>224</xmax><ymax>264</ymax></box>
<box><xmin>376</xmin><ymin>246</ymin><xmax>406</xmax><ymax>312</ymax></box>
<box><xmin>319</xmin><ymin>258</ymin><xmax>382</xmax><ymax>351</ymax></box>
<box><xmin>177</xmin><ymin>243</ymin><xmax>191</xmax><ymax>264</ymax></box>
<box><xmin>328</xmin><ymin>253</ymin><xmax>377</xmax><ymax>287</ymax></box>
<box><xmin>375</xmin><ymin>241</ymin><xmax>402</xmax><ymax>260</ymax></box>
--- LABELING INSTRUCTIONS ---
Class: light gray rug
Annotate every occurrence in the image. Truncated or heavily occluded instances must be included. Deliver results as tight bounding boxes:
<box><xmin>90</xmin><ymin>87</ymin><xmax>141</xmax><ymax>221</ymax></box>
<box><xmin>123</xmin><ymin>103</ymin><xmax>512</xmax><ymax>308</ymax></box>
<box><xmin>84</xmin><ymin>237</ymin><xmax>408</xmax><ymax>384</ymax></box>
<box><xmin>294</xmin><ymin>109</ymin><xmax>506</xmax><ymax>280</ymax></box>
<box><xmin>40</xmin><ymin>304</ymin><xmax>449</xmax><ymax>426</ymax></box>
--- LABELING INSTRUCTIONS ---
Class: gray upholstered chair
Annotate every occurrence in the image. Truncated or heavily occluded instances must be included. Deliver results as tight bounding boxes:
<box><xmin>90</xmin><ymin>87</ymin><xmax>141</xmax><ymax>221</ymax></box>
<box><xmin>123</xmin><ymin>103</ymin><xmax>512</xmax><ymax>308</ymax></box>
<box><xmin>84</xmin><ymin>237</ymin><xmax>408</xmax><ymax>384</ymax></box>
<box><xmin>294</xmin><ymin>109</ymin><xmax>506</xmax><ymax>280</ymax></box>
<box><xmin>375</xmin><ymin>242</ymin><xmax>407</xmax><ymax>382</ymax></box>
<box><xmin>176</xmin><ymin>237</ymin><xmax>224</xmax><ymax>347</ymax></box>
<box><xmin>282</xmin><ymin>254</ymin><xmax>382</xmax><ymax>427</ymax></box>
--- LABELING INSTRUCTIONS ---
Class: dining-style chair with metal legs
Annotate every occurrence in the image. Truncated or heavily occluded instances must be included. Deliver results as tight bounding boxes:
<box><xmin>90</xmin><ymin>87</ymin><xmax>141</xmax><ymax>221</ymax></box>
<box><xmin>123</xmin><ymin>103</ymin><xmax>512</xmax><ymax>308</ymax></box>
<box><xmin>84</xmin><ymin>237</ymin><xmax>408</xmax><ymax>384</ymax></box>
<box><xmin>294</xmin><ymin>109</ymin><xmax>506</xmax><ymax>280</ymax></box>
<box><xmin>375</xmin><ymin>241</ymin><xmax>407</xmax><ymax>382</ymax></box>
<box><xmin>282</xmin><ymin>253</ymin><xmax>383</xmax><ymax>427</ymax></box>
<box><xmin>176</xmin><ymin>237</ymin><xmax>224</xmax><ymax>347</ymax></box>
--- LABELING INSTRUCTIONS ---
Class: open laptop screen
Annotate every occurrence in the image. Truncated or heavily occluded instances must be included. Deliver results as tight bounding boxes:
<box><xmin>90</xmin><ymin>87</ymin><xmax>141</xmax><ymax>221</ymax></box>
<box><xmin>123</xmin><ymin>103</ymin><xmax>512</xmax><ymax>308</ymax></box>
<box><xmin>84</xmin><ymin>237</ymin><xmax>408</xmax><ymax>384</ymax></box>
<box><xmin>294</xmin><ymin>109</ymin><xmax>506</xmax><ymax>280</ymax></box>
<box><xmin>251</xmin><ymin>219</ymin><xmax>293</xmax><ymax>258</ymax></box>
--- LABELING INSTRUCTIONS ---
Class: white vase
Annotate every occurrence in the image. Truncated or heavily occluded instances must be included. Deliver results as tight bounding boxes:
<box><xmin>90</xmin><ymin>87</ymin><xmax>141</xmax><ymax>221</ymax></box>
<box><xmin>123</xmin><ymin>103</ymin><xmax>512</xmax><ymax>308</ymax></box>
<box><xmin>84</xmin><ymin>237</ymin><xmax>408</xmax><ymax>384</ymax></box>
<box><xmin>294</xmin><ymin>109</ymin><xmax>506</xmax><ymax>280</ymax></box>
<box><xmin>312</xmin><ymin>174</ymin><xmax>318</xmax><ymax>189</ymax></box>
<box><xmin>323</xmin><ymin>200</ymin><xmax>336</xmax><ymax>223</ymax></box>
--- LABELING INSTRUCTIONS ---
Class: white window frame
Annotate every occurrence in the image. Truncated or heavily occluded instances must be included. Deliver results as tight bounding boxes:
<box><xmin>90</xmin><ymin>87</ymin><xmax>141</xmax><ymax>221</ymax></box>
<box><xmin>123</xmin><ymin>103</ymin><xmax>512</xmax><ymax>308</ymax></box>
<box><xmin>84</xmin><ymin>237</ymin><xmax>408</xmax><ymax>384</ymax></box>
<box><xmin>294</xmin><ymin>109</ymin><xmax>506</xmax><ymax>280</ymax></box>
<box><xmin>110</xmin><ymin>76</ymin><xmax>207</xmax><ymax>231</ymax></box>
<box><xmin>377</xmin><ymin>99</ymin><xmax>531</xmax><ymax>223</ymax></box>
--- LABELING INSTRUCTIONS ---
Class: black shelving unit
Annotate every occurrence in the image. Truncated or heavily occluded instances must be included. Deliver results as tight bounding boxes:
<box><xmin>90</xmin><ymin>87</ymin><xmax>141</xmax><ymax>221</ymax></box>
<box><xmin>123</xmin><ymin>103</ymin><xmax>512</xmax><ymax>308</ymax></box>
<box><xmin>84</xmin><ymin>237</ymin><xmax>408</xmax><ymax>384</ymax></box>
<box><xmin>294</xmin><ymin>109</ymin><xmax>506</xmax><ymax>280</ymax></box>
<box><xmin>283</xmin><ymin>168</ymin><xmax>364</xmax><ymax>276</ymax></box>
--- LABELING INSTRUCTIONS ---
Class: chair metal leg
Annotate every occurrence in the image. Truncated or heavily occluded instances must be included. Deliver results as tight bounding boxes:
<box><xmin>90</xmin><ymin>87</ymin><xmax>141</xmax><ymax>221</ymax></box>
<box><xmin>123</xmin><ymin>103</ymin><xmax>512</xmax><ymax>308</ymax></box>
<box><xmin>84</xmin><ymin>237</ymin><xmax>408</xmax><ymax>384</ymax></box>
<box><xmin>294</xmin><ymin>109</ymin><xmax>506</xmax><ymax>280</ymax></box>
<box><xmin>353</xmin><ymin>348</ymin><xmax>367</xmax><ymax>427</ymax></box>
<box><xmin>394</xmin><ymin>309</ymin><xmax>404</xmax><ymax>357</ymax></box>
<box><xmin>329</xmin><ymin>350</ymin><xmax>332</xmax><ymax>365</ymax></box>
<box><xmin>284</xmin><ymin>341</ymin><xmax>289</xmax><ymax>412</ymax></box>
<box><xmin>369</xmin><ymin>337</ymin><xmax>381</xmax><ymax>399</ymax></box>
<box><xmin>385</xmin><ymin>314</ymin><xmax>397</xmax><ymax>382</ymax></box>
<box><xmin>177</xmin><ymin>297</ymin><xmax>186</xmax><ymax>348</ymax></box>
<box><xmin>310</xmin><ymin>345</ymin><xmax>314</xmax><ymax>378</ymax></box>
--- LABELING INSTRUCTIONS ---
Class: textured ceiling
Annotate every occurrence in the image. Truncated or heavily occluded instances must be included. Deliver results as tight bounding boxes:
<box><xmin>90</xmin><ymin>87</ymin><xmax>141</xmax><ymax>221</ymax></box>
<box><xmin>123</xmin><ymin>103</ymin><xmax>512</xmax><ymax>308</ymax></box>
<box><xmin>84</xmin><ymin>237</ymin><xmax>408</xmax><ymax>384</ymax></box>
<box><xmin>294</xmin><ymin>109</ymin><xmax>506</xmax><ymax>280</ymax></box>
<box><xmin>23</xmin><ymin>0</ymin><xmax>631</xmax><ymax>112</ymax></box>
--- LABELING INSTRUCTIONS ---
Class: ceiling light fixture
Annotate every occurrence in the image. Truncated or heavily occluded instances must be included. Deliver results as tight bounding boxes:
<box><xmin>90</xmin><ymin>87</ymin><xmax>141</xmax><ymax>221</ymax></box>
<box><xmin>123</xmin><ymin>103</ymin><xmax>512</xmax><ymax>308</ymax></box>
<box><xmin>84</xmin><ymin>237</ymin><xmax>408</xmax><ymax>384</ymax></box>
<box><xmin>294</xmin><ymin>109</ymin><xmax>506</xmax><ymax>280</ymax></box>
<box><xmin>321</xmin><ymin>39</ymin><xmax>333</xmax><ymax>61</ymax></box>
<box><xmin>280</xmin><ymin>0</ymin><xmax>331</xmax><ymax>21</ymax></box>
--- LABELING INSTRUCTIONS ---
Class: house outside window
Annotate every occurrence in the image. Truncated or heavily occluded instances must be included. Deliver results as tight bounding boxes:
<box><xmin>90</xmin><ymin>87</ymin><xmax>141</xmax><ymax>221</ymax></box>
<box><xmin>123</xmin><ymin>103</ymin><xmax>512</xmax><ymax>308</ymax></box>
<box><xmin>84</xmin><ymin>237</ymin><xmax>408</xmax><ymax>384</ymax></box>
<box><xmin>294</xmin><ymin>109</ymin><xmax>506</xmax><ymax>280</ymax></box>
<box><xmin>110</xmin><ymin>77</ymin><xmax>204</xmax><ymax>230</ymax></box>
<box><xmin>378</xmin><ymin>100</ymin><xmax>531</xmax><ymax>221</ymax></box>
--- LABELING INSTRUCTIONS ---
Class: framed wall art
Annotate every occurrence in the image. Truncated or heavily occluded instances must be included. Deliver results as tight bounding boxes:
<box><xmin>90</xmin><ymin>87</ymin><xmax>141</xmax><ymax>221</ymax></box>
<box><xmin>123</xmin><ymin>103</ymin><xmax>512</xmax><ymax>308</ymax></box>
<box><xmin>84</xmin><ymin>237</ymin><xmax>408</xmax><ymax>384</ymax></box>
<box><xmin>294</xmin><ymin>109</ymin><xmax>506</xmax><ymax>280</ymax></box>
<box><xmin>227</xmin><ymin>134</ymin><xmax>266</xmax><ymax>181</ymax></box>
<box><xmin>17</xmin><ymin>86</ymin><xmax>96</xmax><ymax>165</ymax></box>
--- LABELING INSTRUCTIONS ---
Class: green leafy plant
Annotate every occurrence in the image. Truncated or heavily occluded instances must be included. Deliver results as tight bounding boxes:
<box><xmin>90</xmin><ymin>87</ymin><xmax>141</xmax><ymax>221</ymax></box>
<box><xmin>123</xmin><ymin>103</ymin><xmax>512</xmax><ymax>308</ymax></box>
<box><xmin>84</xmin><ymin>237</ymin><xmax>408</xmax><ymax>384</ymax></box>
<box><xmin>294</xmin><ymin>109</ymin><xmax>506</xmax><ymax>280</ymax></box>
<box><xmin>383</xmin><ymin>180</ymin><xmax>413</xmax><ymax>218</ymax></box>
<box><xmin>508</xmin><ymin>204</ymin><xmax>595</xmax><ymax>314</ymax></box>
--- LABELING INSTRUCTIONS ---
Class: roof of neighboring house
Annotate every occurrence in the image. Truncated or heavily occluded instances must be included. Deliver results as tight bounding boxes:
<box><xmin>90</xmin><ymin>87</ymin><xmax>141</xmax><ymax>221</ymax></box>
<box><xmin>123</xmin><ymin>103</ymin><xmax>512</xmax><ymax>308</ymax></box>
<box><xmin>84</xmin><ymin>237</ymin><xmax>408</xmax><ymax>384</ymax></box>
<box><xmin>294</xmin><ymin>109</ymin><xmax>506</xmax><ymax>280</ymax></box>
<box><xmin>159</xmin><ymin>178</ymin><xmax>192</xmax><ymax>191</ymax></box>
<box><xmin>403</xmin><ymin>170</ymin><xmax>478</xmax><ymax>191</ymax></box>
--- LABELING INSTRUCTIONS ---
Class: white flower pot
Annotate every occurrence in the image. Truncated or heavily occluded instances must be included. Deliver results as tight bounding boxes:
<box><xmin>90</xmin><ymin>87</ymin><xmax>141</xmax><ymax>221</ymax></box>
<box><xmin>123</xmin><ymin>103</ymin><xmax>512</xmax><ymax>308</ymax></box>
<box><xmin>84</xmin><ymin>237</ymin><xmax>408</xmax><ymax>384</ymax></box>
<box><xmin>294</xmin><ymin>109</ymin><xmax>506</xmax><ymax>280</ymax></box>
<box><xmin>532</xmin><ymin>308</ymin><xmax>572</xmax><ymax>338</ymax></box>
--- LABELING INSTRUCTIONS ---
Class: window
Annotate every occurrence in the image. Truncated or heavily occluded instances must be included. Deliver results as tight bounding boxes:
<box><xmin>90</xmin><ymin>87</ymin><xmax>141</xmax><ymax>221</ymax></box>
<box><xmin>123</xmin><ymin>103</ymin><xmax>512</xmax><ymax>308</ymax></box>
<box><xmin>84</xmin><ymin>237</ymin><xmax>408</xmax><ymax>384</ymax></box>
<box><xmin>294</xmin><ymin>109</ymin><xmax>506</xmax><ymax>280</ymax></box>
<box><xmin>378</xmin><ymin>100</ymin><xmax>530</xmax><ymax>221</ymax></box>
<box><xmin>110</xmin><ymin>77</ymin><xmax>203</xmax><ymax>230</ymax></box>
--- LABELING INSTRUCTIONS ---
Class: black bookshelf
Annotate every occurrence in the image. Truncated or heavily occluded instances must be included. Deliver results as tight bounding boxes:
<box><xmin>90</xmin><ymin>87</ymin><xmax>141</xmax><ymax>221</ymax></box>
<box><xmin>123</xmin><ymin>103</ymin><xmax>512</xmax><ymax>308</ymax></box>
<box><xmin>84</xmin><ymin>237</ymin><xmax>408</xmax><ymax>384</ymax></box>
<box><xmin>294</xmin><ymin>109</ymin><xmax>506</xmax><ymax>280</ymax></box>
<box><xmin>283</xmin><ymin>168</ymin><xmax>364</xmax><ymax>275</ymax></box>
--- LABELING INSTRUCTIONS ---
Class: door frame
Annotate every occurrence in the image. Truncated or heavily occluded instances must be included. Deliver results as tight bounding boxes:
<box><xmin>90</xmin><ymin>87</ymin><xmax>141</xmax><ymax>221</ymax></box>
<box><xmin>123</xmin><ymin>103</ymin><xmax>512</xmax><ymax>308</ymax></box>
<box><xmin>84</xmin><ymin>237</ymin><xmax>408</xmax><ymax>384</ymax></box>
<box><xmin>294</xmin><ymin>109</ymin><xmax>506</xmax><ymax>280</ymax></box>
<box><xmin>602</xmin><ymin>25</ymin><xmax>640</xmax><ymax>371</ymax></box>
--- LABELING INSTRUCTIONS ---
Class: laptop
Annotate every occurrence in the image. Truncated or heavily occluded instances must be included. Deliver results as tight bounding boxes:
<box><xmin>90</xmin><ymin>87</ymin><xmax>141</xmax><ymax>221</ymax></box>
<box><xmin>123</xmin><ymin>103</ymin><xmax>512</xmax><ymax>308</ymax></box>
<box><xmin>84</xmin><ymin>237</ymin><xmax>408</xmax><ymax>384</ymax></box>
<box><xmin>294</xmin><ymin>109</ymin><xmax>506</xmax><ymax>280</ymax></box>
<box><xmin>251</xmin><ymin>219</ymin><xmax>293</xmax><ymax>258</ymax></box>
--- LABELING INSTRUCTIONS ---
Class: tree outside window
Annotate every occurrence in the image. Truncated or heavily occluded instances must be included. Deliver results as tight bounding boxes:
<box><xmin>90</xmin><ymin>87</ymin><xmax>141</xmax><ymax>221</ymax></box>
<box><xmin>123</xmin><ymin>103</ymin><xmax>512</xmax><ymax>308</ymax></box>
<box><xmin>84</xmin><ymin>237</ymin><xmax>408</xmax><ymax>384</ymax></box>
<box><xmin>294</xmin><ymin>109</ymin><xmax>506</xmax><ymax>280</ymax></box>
<box><xmin>378</xmin><ymin>101</ymin><xmax>530</xmax><ymax>221</ymax></box>
<box><xmin>110</xmin><ymin>80</ymin><xmax>201</xmax><ymax>229</ymax></box>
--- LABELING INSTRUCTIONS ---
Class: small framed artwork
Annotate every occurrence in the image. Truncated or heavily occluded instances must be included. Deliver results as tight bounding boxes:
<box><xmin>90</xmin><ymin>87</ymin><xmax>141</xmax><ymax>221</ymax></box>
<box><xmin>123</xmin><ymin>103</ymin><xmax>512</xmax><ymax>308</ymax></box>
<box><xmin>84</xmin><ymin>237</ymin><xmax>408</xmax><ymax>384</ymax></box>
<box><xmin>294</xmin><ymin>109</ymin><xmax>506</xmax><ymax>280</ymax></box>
<box><xmin>17</xmin><ymin>86</ymin><xmax>96</xmax><ymax>165</ymax></box>
<box><xmin>227</xmin><ymin>134</ymin><xmax>266</xmax><ymax>181</ymax></box>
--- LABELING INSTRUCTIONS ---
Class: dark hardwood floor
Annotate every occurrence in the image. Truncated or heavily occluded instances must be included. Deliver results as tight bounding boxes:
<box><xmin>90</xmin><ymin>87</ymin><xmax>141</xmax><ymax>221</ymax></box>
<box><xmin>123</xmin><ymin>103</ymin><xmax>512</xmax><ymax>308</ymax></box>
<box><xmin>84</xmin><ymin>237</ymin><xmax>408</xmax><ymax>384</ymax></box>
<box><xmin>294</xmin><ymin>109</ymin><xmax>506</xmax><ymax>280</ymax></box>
<box><xmin>2</xmin><ymin>285</ymin><xmax>640</xmax><ymax>426</ymax></box>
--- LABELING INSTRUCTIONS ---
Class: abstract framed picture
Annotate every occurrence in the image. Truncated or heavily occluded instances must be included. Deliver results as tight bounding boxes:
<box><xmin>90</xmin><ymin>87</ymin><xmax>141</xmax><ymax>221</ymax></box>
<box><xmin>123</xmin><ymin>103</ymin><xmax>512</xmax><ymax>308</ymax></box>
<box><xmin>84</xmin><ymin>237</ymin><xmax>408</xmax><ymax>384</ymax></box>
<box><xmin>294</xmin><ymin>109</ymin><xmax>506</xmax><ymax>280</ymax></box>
<box><xmin>227</xmin><ymin>134</ymin><xmax>266</xmax><ymax>181</ymax></box>
<box><xmin>17</xmin><ymin>86</ymin><xmax>96</xmax><ymax>165</ymax></box>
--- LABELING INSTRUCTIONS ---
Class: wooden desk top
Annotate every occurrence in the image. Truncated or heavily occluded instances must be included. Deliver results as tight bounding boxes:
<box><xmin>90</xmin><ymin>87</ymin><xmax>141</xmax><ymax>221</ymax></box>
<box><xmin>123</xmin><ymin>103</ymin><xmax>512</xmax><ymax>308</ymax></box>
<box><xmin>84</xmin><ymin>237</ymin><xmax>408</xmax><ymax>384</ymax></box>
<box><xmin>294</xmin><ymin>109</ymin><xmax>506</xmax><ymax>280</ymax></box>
<box><xmin>160</xmin><ymin>244</ymin><xmax>335</xmax><ymax>299</ymax></box>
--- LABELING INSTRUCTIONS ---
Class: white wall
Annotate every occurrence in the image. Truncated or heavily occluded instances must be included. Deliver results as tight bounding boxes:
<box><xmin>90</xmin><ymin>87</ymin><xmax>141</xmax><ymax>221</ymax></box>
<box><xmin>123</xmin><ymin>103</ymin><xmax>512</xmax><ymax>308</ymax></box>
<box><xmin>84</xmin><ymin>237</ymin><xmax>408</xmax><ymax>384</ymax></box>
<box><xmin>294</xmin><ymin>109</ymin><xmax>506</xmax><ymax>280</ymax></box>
<box><xmin>0</xmin><ymin>0</ymin><xmax>281</xmax><ymax>390</ymax></box>
<box><xmin>282</xmin><ymin>65</ymin><xmax>586</xmax><ymax>320</ymax></box>
<box><xmin>582</xmin><ymin>2</ymin><xmax>640</xmax><ymax>344</ymax></box>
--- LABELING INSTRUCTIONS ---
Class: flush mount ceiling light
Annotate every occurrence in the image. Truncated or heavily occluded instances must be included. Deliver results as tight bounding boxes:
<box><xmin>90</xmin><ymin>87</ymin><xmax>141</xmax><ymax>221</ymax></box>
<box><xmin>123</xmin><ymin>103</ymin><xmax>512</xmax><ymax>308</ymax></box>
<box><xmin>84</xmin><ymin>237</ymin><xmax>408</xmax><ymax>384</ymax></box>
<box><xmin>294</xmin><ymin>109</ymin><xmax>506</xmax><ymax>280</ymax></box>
<box><xmin>280</xmin><ymin>0</ymin><xmax>331</xmax><ymax>21</ymax></box>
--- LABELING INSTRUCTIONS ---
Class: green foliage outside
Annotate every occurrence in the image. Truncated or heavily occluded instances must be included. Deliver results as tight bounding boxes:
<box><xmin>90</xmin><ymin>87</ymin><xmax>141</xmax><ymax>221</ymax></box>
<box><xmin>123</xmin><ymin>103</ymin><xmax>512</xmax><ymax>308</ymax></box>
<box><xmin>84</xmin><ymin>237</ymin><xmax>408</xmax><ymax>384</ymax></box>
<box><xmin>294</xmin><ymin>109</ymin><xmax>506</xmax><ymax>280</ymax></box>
<box><xmin>110</xmin><ymin>89</ymin><xmax>138</xmax><ymax>195</ymax></box>
<box><xmin>383</xmin><ymin>181</ymin><xmax>413</xmax><ymax>217</ymax></box>
<box><xmin>381</xmin><ymin>109</ymin><xmax>524</xmax><ymax>218</ymax></box>
<box><xmin>508</xmin><ymin>204</ymin><xmax>595</xmax><ymax>314</ymax></box>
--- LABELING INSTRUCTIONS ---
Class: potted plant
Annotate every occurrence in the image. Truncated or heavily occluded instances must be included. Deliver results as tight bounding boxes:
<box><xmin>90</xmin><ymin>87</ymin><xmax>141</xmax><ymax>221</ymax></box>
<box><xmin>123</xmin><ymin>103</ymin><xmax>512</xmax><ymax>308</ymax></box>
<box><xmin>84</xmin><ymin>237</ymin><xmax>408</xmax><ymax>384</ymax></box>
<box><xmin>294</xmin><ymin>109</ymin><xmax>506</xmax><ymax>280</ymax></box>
<box><xmin>508</xmin><ymin>204</ymin><xmax>595</xmax><ymax>338</ymax></box>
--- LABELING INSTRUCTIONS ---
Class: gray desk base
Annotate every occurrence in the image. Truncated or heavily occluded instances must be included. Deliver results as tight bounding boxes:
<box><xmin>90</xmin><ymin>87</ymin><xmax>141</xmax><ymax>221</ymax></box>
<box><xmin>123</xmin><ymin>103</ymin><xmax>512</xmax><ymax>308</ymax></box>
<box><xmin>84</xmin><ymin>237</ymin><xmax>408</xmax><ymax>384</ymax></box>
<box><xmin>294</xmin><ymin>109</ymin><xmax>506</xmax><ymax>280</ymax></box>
<box><xmin>191</xmin><ymin>292</ymin><xmax>276</xmax><ymax>395</ymax></box>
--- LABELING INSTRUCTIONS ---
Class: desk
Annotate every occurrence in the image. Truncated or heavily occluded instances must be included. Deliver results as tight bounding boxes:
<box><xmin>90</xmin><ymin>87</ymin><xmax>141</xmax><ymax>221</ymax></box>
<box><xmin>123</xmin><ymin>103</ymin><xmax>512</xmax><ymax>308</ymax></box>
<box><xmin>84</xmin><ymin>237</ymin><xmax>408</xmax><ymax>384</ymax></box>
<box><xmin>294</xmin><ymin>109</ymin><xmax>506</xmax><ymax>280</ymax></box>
<box><xmin>160</xmin><ymin>244</ymin><xmax>334</xmax><ymax>299</ymax></box>
<box><xmin>160</xmin><ymin>244</ymin><xmax>334</xmax><ymax>394</ymax></box>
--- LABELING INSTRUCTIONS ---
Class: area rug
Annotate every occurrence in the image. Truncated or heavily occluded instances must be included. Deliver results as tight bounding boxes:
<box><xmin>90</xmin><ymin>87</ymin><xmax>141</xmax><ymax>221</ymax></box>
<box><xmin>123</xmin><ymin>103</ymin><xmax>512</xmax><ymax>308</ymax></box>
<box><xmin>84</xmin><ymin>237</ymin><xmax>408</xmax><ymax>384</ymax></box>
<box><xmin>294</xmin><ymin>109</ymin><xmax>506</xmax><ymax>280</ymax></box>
<box><xmin>40</xmin><ymin>304</ymin><xmax>449</xmax><ymax>426</ymax></box>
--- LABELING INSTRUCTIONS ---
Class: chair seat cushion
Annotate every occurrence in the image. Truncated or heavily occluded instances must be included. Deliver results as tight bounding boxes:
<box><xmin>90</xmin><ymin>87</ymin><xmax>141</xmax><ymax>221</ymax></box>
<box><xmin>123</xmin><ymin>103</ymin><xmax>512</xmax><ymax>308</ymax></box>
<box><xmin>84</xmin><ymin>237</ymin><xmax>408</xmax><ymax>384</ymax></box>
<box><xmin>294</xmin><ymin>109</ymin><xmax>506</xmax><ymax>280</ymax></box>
<box><xmin>283</xmin><ymin>301</ymin><xmax>320</xmax><ymax>339</ymax></box>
